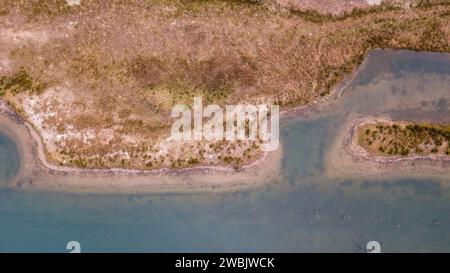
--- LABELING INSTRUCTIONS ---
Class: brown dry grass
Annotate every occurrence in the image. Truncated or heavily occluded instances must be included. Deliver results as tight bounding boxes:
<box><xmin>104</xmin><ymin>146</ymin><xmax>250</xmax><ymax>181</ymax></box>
<box><xmin>358</xmin><ymin>122</ymin><xmax>450</xmax><ymax>156</ymax></box>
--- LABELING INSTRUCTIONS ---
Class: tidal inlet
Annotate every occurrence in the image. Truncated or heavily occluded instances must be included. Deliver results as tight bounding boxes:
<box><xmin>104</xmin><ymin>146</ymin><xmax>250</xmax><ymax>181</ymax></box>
<box><xmin>0</xmin><ymin>0</ymin><xmax>450</xmax><ymax>256</ymax></box>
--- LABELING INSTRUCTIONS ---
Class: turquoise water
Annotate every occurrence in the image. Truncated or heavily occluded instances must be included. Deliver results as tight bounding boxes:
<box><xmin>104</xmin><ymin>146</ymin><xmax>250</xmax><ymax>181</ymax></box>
<box><xmin>0</xmin><ymin>50</ymin><xmax>450</xmax><ymax>252</ymax></box>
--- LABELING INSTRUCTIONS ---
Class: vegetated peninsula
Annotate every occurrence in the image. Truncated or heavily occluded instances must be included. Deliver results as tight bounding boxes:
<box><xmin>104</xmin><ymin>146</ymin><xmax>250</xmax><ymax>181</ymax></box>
<box><xmin>358</xmin><ymin>122</ymin><xmax>450</xmax><ymax>157</ymax></box>
<box><xmin>2</xmin><ymin>0</ymin><xmax>450</xmax><ymax>171</ymax></box>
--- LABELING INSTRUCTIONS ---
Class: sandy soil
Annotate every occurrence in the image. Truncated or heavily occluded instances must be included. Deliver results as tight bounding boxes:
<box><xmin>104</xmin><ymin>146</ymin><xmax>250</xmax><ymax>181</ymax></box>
<box><xmin>270</xmin><ymin>0</ymin><xmax>377</xmax><ymax>15</ymax></box>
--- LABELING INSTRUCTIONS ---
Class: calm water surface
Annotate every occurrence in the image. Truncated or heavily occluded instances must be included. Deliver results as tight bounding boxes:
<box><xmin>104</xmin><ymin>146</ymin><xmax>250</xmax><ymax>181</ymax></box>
<box><xmin>0</xmin><ymin>50</ymin><xmax>449</xmax><ymax>252</ymax></box>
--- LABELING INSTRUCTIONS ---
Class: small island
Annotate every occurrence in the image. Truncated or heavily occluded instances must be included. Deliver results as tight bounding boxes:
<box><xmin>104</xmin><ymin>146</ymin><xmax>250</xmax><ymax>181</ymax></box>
<box><xmin>357</xmin><ymin>122</ymin><xmax>450</xmax><ymax>156</ymax></box>
<box><xmin>325</xmin><ymin>117</ymin><xmax>450</xmax><ymax>182</ymax></box>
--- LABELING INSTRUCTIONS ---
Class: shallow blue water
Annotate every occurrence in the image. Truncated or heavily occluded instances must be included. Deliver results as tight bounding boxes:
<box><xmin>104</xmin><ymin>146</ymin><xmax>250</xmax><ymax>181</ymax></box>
<box><xmin>0</xmin><ymin>133</ymin><xmax>20</xmax><ymax>184</ymax></box>
<box><xmin>0</xmin><ymin>50</ymin><xmax>450</xmax><ymax>252</ymax></box>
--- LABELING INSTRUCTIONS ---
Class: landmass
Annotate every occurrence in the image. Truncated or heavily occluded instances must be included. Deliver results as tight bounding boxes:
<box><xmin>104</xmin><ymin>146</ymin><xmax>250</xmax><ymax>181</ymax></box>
<box><xmin>2</xmin><ymin>0</ymin><xmax>450</xmax><ymax>171</ymax></box>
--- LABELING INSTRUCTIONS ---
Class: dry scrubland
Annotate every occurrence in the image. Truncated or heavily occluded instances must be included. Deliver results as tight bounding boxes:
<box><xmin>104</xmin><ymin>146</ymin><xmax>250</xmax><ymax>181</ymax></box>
<box><xmin>1</xmin><ymin>0</ymin><xmax>450</xmax><ymax>170</ymax></box>
<box><xmin>358</xmin><ymin>122</ymin><xmax>450</xmax><ymax>156</ymax></box>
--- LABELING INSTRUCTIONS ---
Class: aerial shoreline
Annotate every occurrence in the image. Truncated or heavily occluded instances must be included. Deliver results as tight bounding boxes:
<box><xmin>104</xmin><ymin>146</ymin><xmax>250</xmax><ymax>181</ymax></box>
<box><xmin>2</xmin><ymin>49</ymin><xmax>450</xmax><ymax>192</ymax></box>
<box><xmin>2</xmin><ymin>1</ymin><xmax>450</xmax><ymax>172</ymax></box>
<box><xmin>0</xmin><ymin>47</ymin><xmax>369</xmax><ymax>193</ymax></box>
